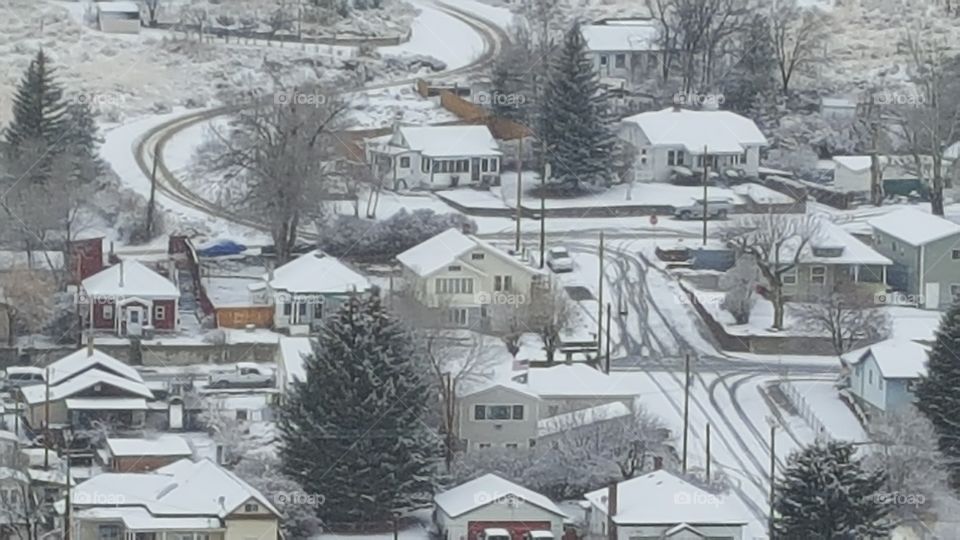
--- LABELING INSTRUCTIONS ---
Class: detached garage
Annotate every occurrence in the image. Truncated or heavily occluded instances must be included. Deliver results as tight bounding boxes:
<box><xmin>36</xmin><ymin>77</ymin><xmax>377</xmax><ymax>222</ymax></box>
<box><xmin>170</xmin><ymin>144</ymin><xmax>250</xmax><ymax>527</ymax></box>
<box><xmin>434</xmin><ymin>474</ymin><xmax>567</xmax><ymax>540</ymax></box>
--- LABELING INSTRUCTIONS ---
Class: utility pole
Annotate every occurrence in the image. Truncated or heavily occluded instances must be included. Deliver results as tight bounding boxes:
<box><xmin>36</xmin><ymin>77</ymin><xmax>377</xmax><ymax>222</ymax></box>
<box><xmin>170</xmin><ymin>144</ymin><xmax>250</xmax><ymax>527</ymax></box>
<box><xmin>515</xmin><ymin>138</ymin><xmax>523</xmax><ymax>253</ymax></box>
<box><xmin>769</xmin><ymin>423</ymin><xmax>777</xmax><ymax>540</ymax></box>
<box><xmin>706</xmin><ymin>423</ymin><xmax>711</xmax><ymax>482</ymax></box>
<box><xmin>539</xmin><ymin>163</ymin><xmax>549</xmax><ymax>269</ymax></box>
<box><xmin>604</xmin><ymin>303</ymin><xmax>612</xmax><ymax>374</ymax></box>
<box><xmin>146</xmin><ymin>150</ymin><xmax>158</xmax><ymax>238</ymax></box>
<box><xmin>443</xmin><ymin>372</ymin><xmax>453</xmax><ymax>471</ymax></box>
<box><xmin>44</xmin><ymin>367</ymin><xmax>51</xmax><ymax>469</ymax></box>
<box><xmin>65</xmin><ymin>435</ymin><xmax>73</xmax><ymax>540</ymax></box>
<box><xmin>682</xmin><ymin>354</ymin><xmax>690</xmax><ymax>474</ymax></box>
<box><xmin>702</xmin><ymin>145</ymin><xmax>709</xmax><ymax>246</ymax></box>
<box><xmin>597</xmin><ymin>231</ymin><xmax>604</xmax><ymax>358</ymax></box>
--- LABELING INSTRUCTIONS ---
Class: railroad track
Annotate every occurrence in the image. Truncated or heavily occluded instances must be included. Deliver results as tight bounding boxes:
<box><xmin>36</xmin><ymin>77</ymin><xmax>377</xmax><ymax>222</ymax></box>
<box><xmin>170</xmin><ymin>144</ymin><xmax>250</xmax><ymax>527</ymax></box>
<box><xmin>133</xmin><ymin>0</ymin><xmax>507</xmax><ymax>235</ymax></box>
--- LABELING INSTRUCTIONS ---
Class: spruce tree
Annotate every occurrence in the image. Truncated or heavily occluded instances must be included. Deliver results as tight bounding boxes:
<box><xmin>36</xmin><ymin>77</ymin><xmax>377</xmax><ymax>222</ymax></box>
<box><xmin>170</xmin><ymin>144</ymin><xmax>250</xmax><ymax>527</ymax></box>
<box><xmin>278</xmin><ymin>293</ymin><xmax>441</xmax><ymax>526</ymax></box>
<box><xmin>915</xmin><ymin>301</ymin><xmax>960</xmax><ymax>490</ymax></box>
<box><xmin>539</xmin><ymin>23</ymin><xmax>615</xmax><ymax>190</ymax></box>
<box><xmin>64</xmin><ymin>99</ymin><xmax>100</xmax><ymax>164</ymax></box>
<box><xmin>4</xmin><ymin>49</ymin><xmax>68</xmax><ymax>155</ymax></box>
<box><xmin>774</xmin><ymin>440</ymin><xmax>891</xmax><ymax>539</ymax></box>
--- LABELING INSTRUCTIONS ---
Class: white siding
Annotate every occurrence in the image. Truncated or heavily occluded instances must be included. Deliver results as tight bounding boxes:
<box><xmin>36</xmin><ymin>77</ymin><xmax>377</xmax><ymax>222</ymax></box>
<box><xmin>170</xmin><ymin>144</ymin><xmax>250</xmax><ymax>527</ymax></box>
<box><xmin>438</xmin><ymin>499</ymin><xmax>564</xmax><ymax>540</ymax></box>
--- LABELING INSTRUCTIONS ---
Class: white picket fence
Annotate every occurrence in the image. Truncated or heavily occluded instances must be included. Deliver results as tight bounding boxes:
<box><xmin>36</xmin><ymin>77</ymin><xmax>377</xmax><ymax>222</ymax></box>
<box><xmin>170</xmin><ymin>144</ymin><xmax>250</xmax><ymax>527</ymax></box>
<box><xmin>780</xmin><ymin>381</ymin><xmax>832</xmax><ymax>441</ymax></box>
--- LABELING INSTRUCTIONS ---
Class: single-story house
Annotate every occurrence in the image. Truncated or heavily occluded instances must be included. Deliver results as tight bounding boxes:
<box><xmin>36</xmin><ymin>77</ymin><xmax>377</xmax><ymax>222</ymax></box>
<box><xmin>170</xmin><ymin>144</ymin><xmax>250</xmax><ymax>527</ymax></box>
<box><xmin>249</xmin><ymin>250</ymin><xmax>371</xmax><ymax>333</ymax></box>
<box><xmin>583</xmin><ymin>469</ymin><xmax>750</xmax><ymax>540</ymax></box>
<box><xmin>102</xmin><ymin>435</ymin><xmax>194</xmax><ymax>472</ymax></box>
<box><xmin>365</xmin><ymin>125</ymin><xmax>502</xmax><ymax>189</ymax></box>
<box><xmin>69</xmin><ymin>458</ymin><xmax>281</xmax><ymax>540</ymax></box>
<box><xmin>831</xmin><ymin>155</ymin><xmax>940</xmax><ymax>195</ymax></box>
<box><xmin>80</xmin><ymin>260</ymin><xmax>181</xmax><ymax>337</ymax></box>
<box><xmin>869</xmin><ymin>207</ymin><xmax>960</xmax><ymax>309</ymax></box>
<box><xmin>844</xmin><ymin>339</ymin><xmax>929</xmax><ymax>415</ymax></box>
<box><xmin>276</xmin><ymin>336</ymin><xmax>312</xmax><ymax>395</ymax></box>
<box><xmin>580</xmin><ymin>19</ymin><xmax>661</xmax><ymax>91</ymax></box>
<box><xmin>619</xmin><ymin>106</ymin><xmax>768</xmax><ymax>182</ymax></box>
<box><xmin>434</xmin><ymin>473</ymin><xmax>567</xmax><ymax>540</ymax></box>
<box><xmin>97</xmin><ymin>1</ymin><xmax>141</xmax><ymax>34</ymax></box>
<box><xmin>396</xmin><ymin>228</ymin><xmax>545</xmax><ymax>332</ymax></box>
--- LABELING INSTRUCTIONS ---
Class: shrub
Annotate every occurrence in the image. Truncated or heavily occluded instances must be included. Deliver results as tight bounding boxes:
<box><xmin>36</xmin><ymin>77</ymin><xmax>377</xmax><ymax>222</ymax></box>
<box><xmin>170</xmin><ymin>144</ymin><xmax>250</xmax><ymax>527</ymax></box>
<box><xmin>317</xmin><ymin>209</ymin><xmax>477</xmax><ymax>262</ymax></box>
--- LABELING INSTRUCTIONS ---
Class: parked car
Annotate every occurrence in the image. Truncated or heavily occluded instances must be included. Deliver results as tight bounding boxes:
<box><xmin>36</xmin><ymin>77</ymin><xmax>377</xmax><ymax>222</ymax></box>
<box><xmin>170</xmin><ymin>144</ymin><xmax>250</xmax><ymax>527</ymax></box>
<box><xmin>673</xmin><ymin>198</ymin><xmax>734</xmax><ymax>220</ymax></box>
<box><xmin>208</xmin><ymin>362</ymin><xmax>274</xmax><ymax>388</ymax></box>
<box><xmin>523</xmin><ymin>531</ymin><xmax>555</xmax><ymax>540</ymax></box>
<box><xmin>2</xmin><ymin>367</ymin><xmax>45</xmax><ymax>391</ymax></box>
<box><xmin>546</xmin><ymin>246</ymin><xmax>574</xmax><ymax>273</ymax></box>
<box><xmin>479</xmin><ymin>529</ymin><xmax>511</xmax><ymax>540</ymax></box>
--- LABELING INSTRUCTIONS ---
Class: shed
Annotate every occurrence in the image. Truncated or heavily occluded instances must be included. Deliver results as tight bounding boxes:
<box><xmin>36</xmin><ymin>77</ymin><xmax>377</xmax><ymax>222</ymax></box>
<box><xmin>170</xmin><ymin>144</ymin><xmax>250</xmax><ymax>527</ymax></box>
<box><xmin>97</xmin><ymin>1</ymin><xmax>141</xmax><ymax>34</ymax></box>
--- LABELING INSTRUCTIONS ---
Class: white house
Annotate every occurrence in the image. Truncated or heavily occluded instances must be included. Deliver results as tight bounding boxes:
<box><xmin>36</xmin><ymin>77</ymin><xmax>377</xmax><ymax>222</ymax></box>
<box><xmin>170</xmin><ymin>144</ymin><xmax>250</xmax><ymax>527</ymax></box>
<box><xmin>433</xmin><ymin>473</ymin><xmax>567</xmax><ymax>540</ymax></box>
<box><xmin>830</xmin><ymin>155</ymin><xmax>940</xmax><ymax>193</ymax></box>
<box><xmin>619</xmin><ymin>107</ymin><xmax>768</xmax><ymax>182</ymax></box>
<box><xmin>96</xmin><ymin>1</ymin><xmax>141</xmax><ymax>34</ymax></box>
<box><xmin>583</xmin><ymin>469</ymin><xmax>750</xmax><ymax>540</ymax></box>
<box><xmin>396</xmin><ymin>228</ymin><xmax>545</xmax><ymax>332</ymax></box>
<box><xmin>69</xmin><ymin>458</ymin><xmax>281</xmax><ymax>540</ymax></box>
<box><xmin>517</xmin><ymin>363</ymin><xmax>637</xmax><ymax>416</ymax></box>
<box><xmin>844</xmin><ymin>339</ymin><xmax>929</xmax><ymax>415</ymax></box>
<box><xmin>365</xmin><ymin>125</ymin><xmax>502</xmax><ymax>189</ymax></box>
<box><xmin>249</xmin><ymin>250</ymin><xmax>371</xmax><ymax>333</ymax></box>
<box><xmin>276</xmin><ymin>336</ymin><xmax>312</xmax><ymax>395</ymax></box>
<box><xmin>580</xmin><ymin>19</ymin><xmax>661</xmax><ymax>90</ymax></box>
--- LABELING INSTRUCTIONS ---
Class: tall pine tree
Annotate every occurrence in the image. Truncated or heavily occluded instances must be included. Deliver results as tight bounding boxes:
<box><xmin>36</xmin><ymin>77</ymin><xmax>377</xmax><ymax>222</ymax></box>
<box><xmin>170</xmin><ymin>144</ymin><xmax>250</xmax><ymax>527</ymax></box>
<box><xmin>915</xmin><ymin>301</ymin><xmax>960</xmax><ymax>491</ymax></box>
<box><xmin>774</xmin><ymin>440</ymin><xmax>891</xmax><ymax>539</ymax></box>
<box><xmin>278</xmin><ymin>293</ymin><xmax>442</xmax><ymax>526</ymax></box>
<box><xmin>4</xmin><ymin>49</ymin><xmax>68</xmax><ymax>155</ymax></box>
<box><xmin>539</xmin><ymin>23</ymin><xmax>615</xmax><ymax>190</ymax></box>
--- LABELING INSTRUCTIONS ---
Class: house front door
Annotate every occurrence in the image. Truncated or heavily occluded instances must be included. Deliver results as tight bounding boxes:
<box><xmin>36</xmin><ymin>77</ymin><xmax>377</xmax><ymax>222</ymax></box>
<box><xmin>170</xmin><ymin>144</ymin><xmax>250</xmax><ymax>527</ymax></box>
<box><xmin>126</xmin><ymin>306</ymin><xmax>144</xmax><ymax>336</ymax></box>
<box><xmin>471</xmin><ymin>158</ymin><xmax>481</xmax><ymax>182</ymax></box>
<box><xmin>924</xmin><ymin>282</ymin><xmax>940</xmax><ymax>309</ymax></box>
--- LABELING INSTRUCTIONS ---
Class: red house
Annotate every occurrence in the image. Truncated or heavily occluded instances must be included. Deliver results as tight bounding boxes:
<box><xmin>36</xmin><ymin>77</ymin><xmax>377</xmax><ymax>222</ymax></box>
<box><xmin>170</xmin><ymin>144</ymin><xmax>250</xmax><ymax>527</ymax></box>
<box><xmin>80</xmin><ymin>260</ymin><xmax>181</xmax><ymax>336</ymax></box>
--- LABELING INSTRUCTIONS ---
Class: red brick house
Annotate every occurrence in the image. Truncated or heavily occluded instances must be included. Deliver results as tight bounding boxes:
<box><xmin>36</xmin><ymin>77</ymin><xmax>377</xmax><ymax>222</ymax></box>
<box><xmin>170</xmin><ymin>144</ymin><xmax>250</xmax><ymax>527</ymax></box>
<box><xmin>80</xmin><ymin>260</ymin><xmax>181</xmax><ymax>336</ymax></box>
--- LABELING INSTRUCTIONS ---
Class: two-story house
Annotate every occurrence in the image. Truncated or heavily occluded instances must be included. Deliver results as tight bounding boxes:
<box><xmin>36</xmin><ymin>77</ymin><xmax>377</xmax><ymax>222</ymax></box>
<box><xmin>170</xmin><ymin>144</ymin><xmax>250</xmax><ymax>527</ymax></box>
<box><xmin>844</xmin><ymin>339</ymin><xmax>929</xmax><ymax>416</ymax></box>
<box><xmin>868</xmin><ymin>208</ymin><xmax>960</xmax><ymax>309</ymax></box>
<box><xmin>619</xmin><ymin>106</ymin><xmax>768</xmax><ymax>182</ymax></box>
<box><xmin>365</xmin><ymin>125</ymin><xmax>502</xmax><ymax>189</ymax></box>
<box><xmin>69</xmin><ymin>458</ymin><xmax>280</xmax><ymax>540</ymax></box>
<box><xmin>459</xmin><ymin>381</ymin><xmax>541</xmax><ymax>451</ymax></box>
<box><xmin>580</xmin><ymin>19</ymin><xmax>661</xmax><ymax>91</ymax></box>
<box><xmin>396</xmin><ymin>228</ymin><xmax>545</xmax><ymax>332</ymax></box>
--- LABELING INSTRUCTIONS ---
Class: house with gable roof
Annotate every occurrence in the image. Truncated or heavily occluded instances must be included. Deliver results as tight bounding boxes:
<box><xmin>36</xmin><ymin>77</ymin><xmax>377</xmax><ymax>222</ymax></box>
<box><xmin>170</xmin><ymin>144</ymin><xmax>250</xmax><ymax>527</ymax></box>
<box><xmin>434</xmin><ymin>473</ymin><xmax>567</xmax><ymax>540</ymax></box>
<box><xmin>396</xmin><ymin>228</ymin><xmax>545</xmax><ymax>332</ymax></box>
<box><xmin>68</xmin><ymin>458</ymin><xmax>280</xmax><ymax>540</ymax></box>
<box><xmin>844</xmin><ymin>339</ymin><xmax>930</xmax><ymax>415</ymax></box>
<box><xmin>80</xmin><ymin>259</ymin><xmax>181</xmax><ymax>337</ymax></box>
<box><xmin>580</xmin><ymin>19</ymin><xmax>661</xmax><ymax>91</ymax></box>
<box><xmin>619</xmin><ymin>106</ymin><xmax>769</xmax><ymax>182</ymax></box>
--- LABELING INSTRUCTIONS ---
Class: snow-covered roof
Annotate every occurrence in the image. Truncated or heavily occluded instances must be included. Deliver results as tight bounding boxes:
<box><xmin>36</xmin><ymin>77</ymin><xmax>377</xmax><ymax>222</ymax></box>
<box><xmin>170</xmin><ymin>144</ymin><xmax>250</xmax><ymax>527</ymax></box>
<box><xmin>460</xmin><ymin>379</ymin><xmax>540</xmax><ymax>399</ymax></box>
<box><xmin>82</xmin><ymin>260</ymin><xmax>180</xmax><ymax>299</ymax></box>
<box><xmin>278</xmin><ymin>336</ymin><xmax>312</xmax><ymax>386</ymax></box>
<box><xmin>97</xmin><ymin>2</ymin><xmax>141</xmax><ymax>13</ymax></box>
<box><xmin>46</xmin><ymin>347</ymin><xmax>143</xmax><ymax>386</ymax></box>
<box><xmin>868</xmin><ymin>207</ymin><xmax>960</xmax><ymax>246</ymax></box>
<box><xmin>434</xmin><ymin>473</ymin><xmax>567</xmax><ymax>519</ymax></box>
<box><xmin>945</xmin><ymin>141</ymin><xmax>960</xmax><ymax>161</ymax></box>
<box><xmin>251</xmin><ymin>251</ymin><xmax>370</xmax><ymax>295</ymax></box>
<box><xmin>20</xmin><ymin>369</ymin><xmax>154</xmax><ymax>405</ymax></box>
<box><xmin>584</xmin><ymin>470</ymin><xmax>749</xmax><ymax>525</ymax></box>
<box><xmin>832</xmin><ymin>155</ymin><xmax>873</xmax><ymax>172</ymax></box>
<box><xmin>4</xmin><ymin>366</ymin><xmax>45</xmax><ymax>376</ymax></box>
<box><xmin>65</xmin><ymin>398</ymin><xmax>148</xmax><ymax>410</ymax></box>
<box><xmin>398</xmin><ymin>125</ymin><xmax>501</xmax><ymax>158</ymax></box>
<box><xmin>397</xmin><ymin>228</ymin><xmax>478</xmax><ymax>277</ymax></box>
<box><xmin>521</xmin><ymin>364</ymin><xmax>636</xmax><ymax>398</ymax></box>
<box><xmin>845</xmin><ymin>339</ymin><xmax>929</xmax><ymax>379</ymax></box>
<box><xmin>76</xmin><ymin>507</ymin><xmax>218</xmax><ymax>530</ymax></box>
<box><xmin>580</xmin><ymin>21</ymin><xmax>659</xmax><ymax>52</ymax></box>
<box><xmin>821</xmin><ymin>97</ymin><xmax>857</xmax><ymax>108</ymax></box>
<box><xmin>800</xmin><ymin>220</ymin><xmax>892</xmax><ymax>266</ymax></box>
<box><xmin>71</xmin><ymin>458</ymin><xmax>280</xmax><ymax>519</ymax></box>
<box><xmin>621</xmin><ymin>108</ymin><xmax>768</xmax><ymax>154</ymax></box>
<box><xmin>107</xmin><ymin>435</ymin><xmax>192</xmax><ymax>457</ymax></box>
<box><xmin>537</xmin><ymin>402</ymin><xmax>631</xmax><ymax>437</ymax></box>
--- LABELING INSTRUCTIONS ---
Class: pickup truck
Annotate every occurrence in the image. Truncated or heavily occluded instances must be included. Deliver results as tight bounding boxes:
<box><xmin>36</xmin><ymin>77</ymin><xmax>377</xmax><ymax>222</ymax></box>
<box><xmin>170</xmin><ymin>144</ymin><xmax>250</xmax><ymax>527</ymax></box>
<box><xmin>673</xmin><ymin>198</ymin><xmax>734</xmax><ymax>220</ymax></box>
<box><xmin>208</xmin><ymin>363</ymin><xmax>274</xmax><ymax>389</ymax></box>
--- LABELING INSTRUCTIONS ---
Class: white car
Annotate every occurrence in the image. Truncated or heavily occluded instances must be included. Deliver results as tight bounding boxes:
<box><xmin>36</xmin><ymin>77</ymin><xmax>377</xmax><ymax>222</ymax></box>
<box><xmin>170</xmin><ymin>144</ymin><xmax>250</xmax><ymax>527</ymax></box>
<box><xmin>546</xmin><ymin>246</ymin><xmax>574</xmax><ymax>273</ymax></box>
<box><xmin>673</xmin><ymin>198</ymin><xmax>734</xmax><ymax>220</ymax></box>
<box><xmin>479</xmin><ymin>529</ymin><xmax>511</xmax><ymax>540</ymax></box>
<box><xmin>524</xmin><ymin>531</ymin><xmax>555</xmax><ymax>540</ymax></box>
<box><xmin>208</xmin><ymin>362</ymin><xmax>274</xmax><ymax>388</ymax></box>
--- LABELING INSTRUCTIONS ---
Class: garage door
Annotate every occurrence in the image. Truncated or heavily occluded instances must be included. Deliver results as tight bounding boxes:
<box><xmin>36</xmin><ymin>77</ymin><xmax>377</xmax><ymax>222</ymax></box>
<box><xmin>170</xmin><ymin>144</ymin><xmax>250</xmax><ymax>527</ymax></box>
<box><xmin>467</xmin><ymin>521</ymin><xmax>552</xmax><ymax>540</ymax></box>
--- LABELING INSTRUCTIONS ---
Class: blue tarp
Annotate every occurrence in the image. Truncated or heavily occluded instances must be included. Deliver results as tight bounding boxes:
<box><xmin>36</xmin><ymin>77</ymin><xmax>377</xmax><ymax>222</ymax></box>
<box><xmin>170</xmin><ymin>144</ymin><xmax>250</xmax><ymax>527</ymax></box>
<box><xmin>197</xmin><ymin>240</ymin><xmax>246</xmax><ymax>257</ymax></box>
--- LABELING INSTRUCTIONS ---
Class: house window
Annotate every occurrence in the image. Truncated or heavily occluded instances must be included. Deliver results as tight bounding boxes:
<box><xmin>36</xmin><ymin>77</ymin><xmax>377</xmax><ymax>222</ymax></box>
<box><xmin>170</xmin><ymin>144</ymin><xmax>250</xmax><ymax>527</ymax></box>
<box><xmin>298</xmin><ymin>302</ymin><xmax>307</xmax><ymax>317</ymax></box>
<box><xmin>237</xmin><ymin>409</ymin><xmax>248</xmax><ymax>421</ymax></box>
<box><xmin>490</xmin><ymin>159</ymin><xmax>499</xmax><ymax>172</ymax></box>
<box><xmin>668</xmin><ymin>150</ymin><xmax>676</xmax><ymax>166</ymax></box>
<box><xmin>879</xmin><ymin>378</ymin><xmax>884</xmax><ymax>390</ymax></box>
<box><xmin>615</xmin><ymin>54</ymin><xmax>626</xmax><ymax>68</ymax></box>
<box><xmin>529</xmin><ymin>438</ymin><xmax>536</xmax><ymax>447</ymax></box>
<box><xmin>868</xmin><ymin>369</ymin><xmax>873</xmax><ymax>384</ymax></box>
<box><xmin>494</xmin><ymin>275</ymin><xmax>512</xmax><ymax>292</ymax></box>
<box><xmin>512</xmin><ymin>405</ymin><xmax>524</xmax><ymax>419</ymax></box>
<box><xmin>448</xmin><ymin>265</ymin><xmax>462</xmax><ymax>272</ymax></box>
<box><xmin>676</xmin><ymin>151</ymin><xmax>685</xmax><ymax>165</ymax></box>
<box><xmin>810</xmin><ymin>266</ymin><xmax>826</xmax><ymax>284</ymax></box>
<box><xmin>951</xmin><ymin>284</ymin><xmax>960</xmax><ymax>301</ymax></box>
<box><xmin>134</xmin><ymin>534</ymin><xmax>157</xmax><ymax>540</ymax></box>
<box><xmin>283</xmin><ymin>303</ymin><xmax>292</xmax><ymax>316</ymax></box>
<box><xmin>245</xmin><ymin>503</ymin><xmax>260</xmax><ymax>512</ymax></box>
<box><xmin>400</xmin><ymin>156</ymin><xmax>410</xmax><ymax>168</ymax></box>
<box><xmin>471</xmin><ymin>253</ymin><xmax>485</xmax><ymax>260</ymax></box>
<box><xmin>154</xmin><ymin>305</ymin><xmax>166</xmax><ymax>321</ymax></box>
<box><xmin>600</xmin><ymin>55</ymin><xmax>608</xmax><ymax>65</ymax></box>
<box><xmin>102</xmin><ymin>305</ymin><xmax>114</xmax><ymax>320</ymax></box>
<box><xmin>782</xmin><ymin>268</ymin><xmax>798</xmax><ymax>285</ymax></box>
<box><xmin>313</xmin><ymin>301</ymin><xmax>323</xmax><ymax>319</ymax></box>
<box><xmin>421</xmin><ymin>158</ymin><xmax>430</xmax><ymax>173</ymax></box>
<box><xmin>505</xmin><ymin>442</ymin><xmax>519</xmax><ymax>449</ymax></box>
<box><xmin>436</xmin><ymin>278</ymin><xmax>474</xmax><ymax>294</ymax></box>
<box><xmin>481</xmin><ymin>159</ymin><xmax>489</xmax><ymax>172</ymax></box>
<box><xmin>547</xmin><ymin>405</ymin><xmax>559</xmax><ymax>416</ymax></box>
<box><xmin>474</xmin><ymin>405</ymin><xmax>486</xmax><ymax>420</ymax></box>
<box><xmin>98</xmin><ymin>525</ymin><xmax>121</xmax><ymax>540</ymax></box>
<box><xmin>953</xmin><ymin>249</ymin><xmax>960</xmax><ymax>260</ymax></box>
<box><xmin>447</xmin><ymin>308</ymin><xmax>469</xmax><ymax>326</ymax></box>
<box><xmin>478</xmin><ymin>442</ymin><xmax>491</xmax><ymax>449</ymax></box>
<box><xmin>475</xmin><ymin>405</ymin><xmax>524</xmax><ymax>421</ymax></box>
<box><xmin>892</xmin><ymin>241</ymin><xmax>898</xmax><ymax>251</ymax></box>
<box><xmin>488</xmin><ymin>405</ymin><xmax>511</xmax><ymax>420</ymax></box>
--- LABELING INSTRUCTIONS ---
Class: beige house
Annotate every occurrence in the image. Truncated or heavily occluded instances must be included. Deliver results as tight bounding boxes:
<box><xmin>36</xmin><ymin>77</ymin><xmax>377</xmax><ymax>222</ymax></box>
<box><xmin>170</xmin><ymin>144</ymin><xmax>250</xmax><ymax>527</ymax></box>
<box><xmin>68</xmin><ymin>458</ymin><xmax>280</xmax><ymax>540</ymax></box>
<box><xmin>396</xmin><ymin>228</ymin><xmax>545</xmax><ymax>332</ymax></box>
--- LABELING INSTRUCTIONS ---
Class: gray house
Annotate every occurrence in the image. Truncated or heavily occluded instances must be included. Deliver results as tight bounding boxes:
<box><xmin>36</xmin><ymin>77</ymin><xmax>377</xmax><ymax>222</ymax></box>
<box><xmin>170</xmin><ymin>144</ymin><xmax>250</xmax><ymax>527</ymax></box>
<box><xmin>844</xmin><ymin>339</ymin><xmax>929</xmax><ymax>415</ymax></box>
<box><xmin>869</xmin><ymin>208</ymin><xmax>960</xmax><ymax>309</ymax></box>
<box><xmin>580</xmin><ymin>19</ymin><xmax>661</xmax><ymax>91</ymax></box>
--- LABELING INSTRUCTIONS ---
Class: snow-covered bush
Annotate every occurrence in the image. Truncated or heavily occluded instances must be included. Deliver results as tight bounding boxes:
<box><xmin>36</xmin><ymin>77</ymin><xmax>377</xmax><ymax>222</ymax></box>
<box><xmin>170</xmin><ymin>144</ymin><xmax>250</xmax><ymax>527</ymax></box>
<box><xmin>317</xmin><ymin>209</ymin><xmax>477</xmax><ymax>261</ymax></box>
<box><xmin>719</xmin><ymin>256</ymin><xmax>758</xmax><ymax>325</ymax></box>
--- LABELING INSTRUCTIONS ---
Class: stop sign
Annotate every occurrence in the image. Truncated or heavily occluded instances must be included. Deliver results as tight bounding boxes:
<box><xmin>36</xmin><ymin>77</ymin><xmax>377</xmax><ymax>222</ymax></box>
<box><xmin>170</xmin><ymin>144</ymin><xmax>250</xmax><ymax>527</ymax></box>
<box><xmin>650</xmin><ymin>214</ymin><xmax>658</xmax><ymax>225</ymax></box>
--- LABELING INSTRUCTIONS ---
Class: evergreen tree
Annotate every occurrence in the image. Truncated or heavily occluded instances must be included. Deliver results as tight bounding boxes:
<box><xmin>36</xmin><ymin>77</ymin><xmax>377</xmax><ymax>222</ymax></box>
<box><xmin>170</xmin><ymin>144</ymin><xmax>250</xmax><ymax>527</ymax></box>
<box><xmin>539</xmin><ymin>23</ymin><xmax>615</xmax><ymax>190</ymax></box>
<box><xmin>915</xmin><ymin>302</ymin><xmax>960</xmax><ymax>491</ymax></box>
<box><xmin>278</xmin><ymin>293</ymin><xmax>442</xmax><ymax>525</ymax></box>
<box><xmin>64</xmin><ymin>99</ymin><xmax>100</xmax><ymax>165</ymax></box>
<box><xmin>4</xmin><ymin>50</ymin><xmax>68</xmax><ymax>155</ymax></box>
<box><xmin>774</xmin><ymin>440</ymin><xmax>891</xmax><ymax>539</ymax></box>
<box><xmin>721</xmin><ymin>13</ymin><xmax>778</xmax><ymax>116</ymax></box>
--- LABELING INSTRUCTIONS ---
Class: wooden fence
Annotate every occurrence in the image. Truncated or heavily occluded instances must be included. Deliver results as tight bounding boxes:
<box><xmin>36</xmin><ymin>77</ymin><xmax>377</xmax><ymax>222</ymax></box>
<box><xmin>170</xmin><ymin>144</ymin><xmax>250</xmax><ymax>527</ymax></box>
<box><xmin>215</xmin><ymin>306</ymin><xmax>275</xmax><ymax>329</ymax></box>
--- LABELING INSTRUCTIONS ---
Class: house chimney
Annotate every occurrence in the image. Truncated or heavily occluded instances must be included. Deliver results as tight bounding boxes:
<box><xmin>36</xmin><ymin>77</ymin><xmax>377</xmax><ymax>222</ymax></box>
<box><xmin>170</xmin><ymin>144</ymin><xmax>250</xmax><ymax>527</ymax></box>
<box><xmin>607</xmin><ymin>483</ymin><xmax>618</xmax><ymax>540</ymax></box>
<box><xmin>86</xmin><ymin>332</ymin><xmax>94</xmax><ymax>357</ymax></box>
<box><xmin>672</xmin><ymin>101</ymin><xmax>682</xmax><ymax>112</ymax></box>
<box><xmin>654</xmin><ymin>456</ymin><xmax>663</xmax><ymax>470</ymax></box>
<box><xmin>118</xmin><ymin>261</ymin><xmax>125</xmax><ymax>288</ymax></box>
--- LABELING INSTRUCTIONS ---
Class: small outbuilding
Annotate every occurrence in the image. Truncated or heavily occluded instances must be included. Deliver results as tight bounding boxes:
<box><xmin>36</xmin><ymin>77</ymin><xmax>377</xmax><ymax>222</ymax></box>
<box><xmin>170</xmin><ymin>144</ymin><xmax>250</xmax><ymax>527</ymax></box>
<box><xmin>97</xmin><ymin>1</ymin><xmax>142</xmax><ymax>34</ymax></box>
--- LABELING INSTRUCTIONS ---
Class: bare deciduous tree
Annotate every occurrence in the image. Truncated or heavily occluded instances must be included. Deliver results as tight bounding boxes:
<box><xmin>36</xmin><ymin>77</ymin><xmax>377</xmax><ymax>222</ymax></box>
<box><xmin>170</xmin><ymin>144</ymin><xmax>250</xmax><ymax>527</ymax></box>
<box><xmin>721</xmin><ymin>213</ymin><xmax>821</xmax><ymax>330</ymax></box>
<box><xmin>720</xmin><ymin>255</ymin><xmax>758</xmax><ymax>325</ymax></box>
<box><xmin>793</xmin><ymin>285</ymin><xmax>891</xmax><ymax>355</ymax></box>
<box><xmin>769</xmin><ymin>0</ymin><xmax>828</xmax><ymax>95</ymax></box>
<box><xmin>140</xmin><ymin>0</ymin><xmax>163</xmax><ymax>27</ymax></box>
<box><xmin>0</xmin><ymin>269</ymin><xmax>56</xmax><ymax>346</ymax></box>
<box><xmin>524</xmin><ymin>285</ymin><xmax>573</xmax><ymax>364</ymax></box>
